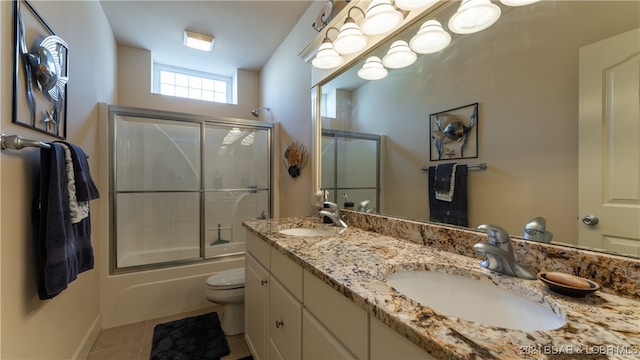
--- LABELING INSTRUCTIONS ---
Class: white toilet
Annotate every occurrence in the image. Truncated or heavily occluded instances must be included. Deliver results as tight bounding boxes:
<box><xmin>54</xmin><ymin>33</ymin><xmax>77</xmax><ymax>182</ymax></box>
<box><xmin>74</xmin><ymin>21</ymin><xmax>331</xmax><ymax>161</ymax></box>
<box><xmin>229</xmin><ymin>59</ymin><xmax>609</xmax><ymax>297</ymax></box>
<box><xmin>204</xmin><ymin>267</ymin><xmax>245</xmax><ymax>335</ymax></box>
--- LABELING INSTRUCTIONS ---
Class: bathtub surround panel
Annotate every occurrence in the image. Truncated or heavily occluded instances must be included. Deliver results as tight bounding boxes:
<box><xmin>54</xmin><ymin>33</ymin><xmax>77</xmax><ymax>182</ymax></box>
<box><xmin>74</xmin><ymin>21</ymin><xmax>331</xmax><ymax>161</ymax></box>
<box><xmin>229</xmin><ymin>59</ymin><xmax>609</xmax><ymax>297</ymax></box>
<box><xmin>243</xmin><ymin>217</ymin><xmax>639</xmax><ymax>359</ymax></box>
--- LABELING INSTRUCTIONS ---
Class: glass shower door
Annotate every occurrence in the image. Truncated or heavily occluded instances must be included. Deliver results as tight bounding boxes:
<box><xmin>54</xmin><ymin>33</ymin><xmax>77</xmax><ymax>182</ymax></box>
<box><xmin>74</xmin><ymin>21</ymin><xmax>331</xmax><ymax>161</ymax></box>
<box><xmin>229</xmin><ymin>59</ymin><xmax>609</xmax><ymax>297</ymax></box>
<box><xmin>114</xmin><ymin>116</ymin><xmax>201</xmax><ymax>268</ymax></box>
<box><xmin>203</xmin><ymin>125</ymin><xmax>270</xmax><ymax>258</ymax></box>
<box><xmin>110</xmin><ymin>107</ymin><xmax>273</xmax><ymax>272</ymax></box>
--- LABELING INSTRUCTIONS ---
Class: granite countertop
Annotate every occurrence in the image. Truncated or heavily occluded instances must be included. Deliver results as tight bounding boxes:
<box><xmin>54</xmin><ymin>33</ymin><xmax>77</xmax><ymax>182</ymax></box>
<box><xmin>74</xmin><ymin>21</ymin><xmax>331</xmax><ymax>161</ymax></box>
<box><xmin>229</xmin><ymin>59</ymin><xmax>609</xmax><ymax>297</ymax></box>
<box><xmin>243</xmin><ymin>217</ymin><xmax>640</xmax><ymax>360</ymax></box>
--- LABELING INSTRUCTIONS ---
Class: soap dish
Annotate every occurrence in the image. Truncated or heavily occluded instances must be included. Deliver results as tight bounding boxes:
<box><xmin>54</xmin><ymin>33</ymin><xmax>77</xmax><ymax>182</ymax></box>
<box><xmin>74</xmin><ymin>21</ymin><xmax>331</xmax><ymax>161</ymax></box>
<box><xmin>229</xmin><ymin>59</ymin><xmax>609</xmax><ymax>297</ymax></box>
<box><xmin>537</xmin><ymin>272</ymin><xmax>600</xmax><ymax>297</ymax></box>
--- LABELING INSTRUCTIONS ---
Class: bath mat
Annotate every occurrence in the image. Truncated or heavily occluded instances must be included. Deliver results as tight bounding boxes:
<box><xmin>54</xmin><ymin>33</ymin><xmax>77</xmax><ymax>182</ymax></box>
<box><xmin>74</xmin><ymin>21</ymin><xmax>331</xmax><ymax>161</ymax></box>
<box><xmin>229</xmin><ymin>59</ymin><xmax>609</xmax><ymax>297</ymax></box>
<box><xmin>150</xmin><ymin>312</ymin><xmax>230</xmax><ymax>360</ymax></box>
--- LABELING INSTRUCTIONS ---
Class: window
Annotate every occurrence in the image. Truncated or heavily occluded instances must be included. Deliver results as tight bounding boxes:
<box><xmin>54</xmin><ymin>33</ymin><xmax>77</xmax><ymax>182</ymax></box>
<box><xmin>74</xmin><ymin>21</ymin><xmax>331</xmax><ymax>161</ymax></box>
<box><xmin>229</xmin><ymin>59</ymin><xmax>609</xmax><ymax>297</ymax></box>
<box><xmin>153</xmin><ymin>64</ymin><xmax>232</xmax><ymax>104</ymax></box>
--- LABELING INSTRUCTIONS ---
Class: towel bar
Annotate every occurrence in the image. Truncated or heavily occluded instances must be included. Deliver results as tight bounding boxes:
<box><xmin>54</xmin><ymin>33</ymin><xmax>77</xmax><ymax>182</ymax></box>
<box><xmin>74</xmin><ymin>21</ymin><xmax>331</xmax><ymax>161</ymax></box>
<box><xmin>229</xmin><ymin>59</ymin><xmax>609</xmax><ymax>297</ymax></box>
<box><xmin>421</xmin><ymin>163</ymin><xmax>487</xmax><ymax>172</ymax></box>
<box><xmin>1</xmin><ymin>134</ymin><xmax>51</xmax><ymax>150</ymax></box>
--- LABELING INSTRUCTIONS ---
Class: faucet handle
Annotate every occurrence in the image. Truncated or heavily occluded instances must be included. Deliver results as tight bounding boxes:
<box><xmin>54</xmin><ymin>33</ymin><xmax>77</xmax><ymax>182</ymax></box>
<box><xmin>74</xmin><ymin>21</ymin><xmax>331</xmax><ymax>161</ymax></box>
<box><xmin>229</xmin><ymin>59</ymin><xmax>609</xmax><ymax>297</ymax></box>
<box><xmin>477</xmin><ymin>224</ymin><xmax>511</xmax><ymax>245</ymax></box>
<box><xmin>323</xmin><ymin>201</ymin><xmax>338</xmax><ymax>212</ymax></box>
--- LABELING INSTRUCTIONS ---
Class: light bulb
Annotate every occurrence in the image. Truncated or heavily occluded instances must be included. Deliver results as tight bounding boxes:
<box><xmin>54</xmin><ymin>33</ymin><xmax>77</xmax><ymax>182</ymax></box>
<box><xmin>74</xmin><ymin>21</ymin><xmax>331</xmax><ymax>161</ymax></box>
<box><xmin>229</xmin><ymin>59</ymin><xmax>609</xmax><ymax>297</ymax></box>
<box><xmin>448</xmin><ymin>0</ymin><xmax>501</xmax><ymax>35</ymax></box>
<box><xmin>395</xmin><ymin>0</ymin><xmax>439</xmax><ymax>11</ymax></box>
<box><xmin>382</xmin><ymin>40</ymin><xmax>417</xmax><ymax>69</ymax></box>
<box><xmin>312</xmin><ymin>40</ymin><xmax>345</xmax><ymax>69</ymax></box>
<box><xmin>357</xmin><ymin>56</ymin><xmax>388</xmax><ymax>80</ymax></box>
<box><xmin>333</xmin><ymin>19</ymin><xmax>368</xmax><ymax>55</ymax></box>
<box><xmin>500</xmin><ymin>0</ymin><xmax>540</xmax><ymax>6</ymax></box>
<box><xmin>361</xmin><ymin>0</ymin><xmax>404</xmax><ymax>36</ymax></box>
<box><xmin>409</xmin><ymin>20</ymin><xmax>451</xmax><ymax>54</ymax></box>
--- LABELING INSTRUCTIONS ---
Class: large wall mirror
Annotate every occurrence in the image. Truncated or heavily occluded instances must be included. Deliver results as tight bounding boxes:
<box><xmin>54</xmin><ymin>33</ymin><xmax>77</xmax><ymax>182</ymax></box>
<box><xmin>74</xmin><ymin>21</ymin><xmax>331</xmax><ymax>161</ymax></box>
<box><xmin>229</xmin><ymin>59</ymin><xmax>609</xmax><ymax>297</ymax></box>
<box><xmin>317</xmin><ymin>0</ymin><xmax>639</xmax><ymax>258</ymax></box>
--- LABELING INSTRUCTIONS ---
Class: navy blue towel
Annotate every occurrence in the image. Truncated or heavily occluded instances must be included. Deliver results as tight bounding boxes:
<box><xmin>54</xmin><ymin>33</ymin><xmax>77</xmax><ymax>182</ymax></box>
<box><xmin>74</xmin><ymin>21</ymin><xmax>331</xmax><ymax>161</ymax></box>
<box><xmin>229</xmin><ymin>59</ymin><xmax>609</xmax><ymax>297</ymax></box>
<box><xmin>428</xmin><ymin>165</ymin><xmax>468</xmax><ymax>227</ymax></box>
<box><xmin>60</xmin><ymin>142</ymin><xmax>99</xmax><ymax>201</ymax></box>
<box><xmin>433</xmin><ymin>163</ymin><xmax>455</xmax><ymax>192</ymax></box>
<box><xmin>36</xmin><ymin>143</ymin><xmax>97</xmax><ymax>299</ymax></box>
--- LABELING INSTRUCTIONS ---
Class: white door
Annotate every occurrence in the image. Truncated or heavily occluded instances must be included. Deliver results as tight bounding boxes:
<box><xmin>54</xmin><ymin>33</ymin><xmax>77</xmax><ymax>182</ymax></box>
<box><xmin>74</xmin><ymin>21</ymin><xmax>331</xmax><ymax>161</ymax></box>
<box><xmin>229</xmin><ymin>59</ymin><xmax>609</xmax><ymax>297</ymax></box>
<box><xmin>578</xmin><ymin>28</ymin><xmax>640</xmax><ymax>256</ymax></box>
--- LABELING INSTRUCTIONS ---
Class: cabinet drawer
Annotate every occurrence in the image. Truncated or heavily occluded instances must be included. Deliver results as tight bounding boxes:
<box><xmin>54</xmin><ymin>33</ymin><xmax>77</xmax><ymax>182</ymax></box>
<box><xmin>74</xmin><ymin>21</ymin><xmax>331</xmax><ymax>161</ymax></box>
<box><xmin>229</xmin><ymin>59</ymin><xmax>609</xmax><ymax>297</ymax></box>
<box><xmin>269</xmin><ymin>277</ymin><xmax>302</xmax><ymax>360</ymax></box>
<box><xmin>270</xmin><ymin>249</ymin><xmax>302</xmax><ymax>301</ymax></box>
<box><xmin>303</xmin><ymin>309</ymin><xmax>355</xmax><ymax>360</ymax></box>
<box><xmin>244</xmin><ymin>254</ymin><xmax>269</xmax><ymax>360</ymax></box>
<box><xmin>246</xmin><ymin>231</ymin><xmax>270</xmax><ymax>269</ymax></box>
<box><xmin>370</xmin><ymin>316</ymin><xmax>435</xmax><ymax>360</ymax></box>
<box><xmin>303</xmin><ymin>270</ymin><xmax>368</xmax><ymax>360</ymax></box>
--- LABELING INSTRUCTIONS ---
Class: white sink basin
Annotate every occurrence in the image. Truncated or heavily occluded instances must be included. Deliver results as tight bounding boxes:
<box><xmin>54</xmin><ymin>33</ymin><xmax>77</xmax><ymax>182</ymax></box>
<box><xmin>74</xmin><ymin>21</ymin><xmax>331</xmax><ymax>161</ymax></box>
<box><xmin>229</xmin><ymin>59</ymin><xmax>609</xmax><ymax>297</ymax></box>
<box><xmin>278</xmin><ymin>228</ymin><xmax>336</xmax><ymax>237</ymax></box>
<box><xmin>386</xmin><ymin>270</ymin><xmax>566</xmax><ymax>331</ymax></box>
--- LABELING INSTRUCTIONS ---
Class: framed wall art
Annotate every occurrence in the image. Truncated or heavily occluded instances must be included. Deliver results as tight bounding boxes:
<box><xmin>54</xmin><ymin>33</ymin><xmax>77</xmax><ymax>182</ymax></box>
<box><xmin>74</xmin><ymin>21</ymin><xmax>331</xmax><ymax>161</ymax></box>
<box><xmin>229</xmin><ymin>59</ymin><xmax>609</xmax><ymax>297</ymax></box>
<box><xmin>12</xmin><ymin>0</ymin><xmax>69</xmax><ymax>139</ymax></box>
<box><xmin>429</xmin><ymin>103</ymin><xmax>478</xmax><ymax>161</ymax></box>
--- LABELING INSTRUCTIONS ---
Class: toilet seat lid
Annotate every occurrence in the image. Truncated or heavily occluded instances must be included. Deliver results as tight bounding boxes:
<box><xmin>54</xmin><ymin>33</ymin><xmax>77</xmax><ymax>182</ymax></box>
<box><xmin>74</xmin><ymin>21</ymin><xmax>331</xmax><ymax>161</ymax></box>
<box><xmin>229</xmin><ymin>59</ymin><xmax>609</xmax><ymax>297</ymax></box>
<box><xmin>207</xmin><ymin>268</ymin><xmax>245</xmax><ymax>288</ymax></box>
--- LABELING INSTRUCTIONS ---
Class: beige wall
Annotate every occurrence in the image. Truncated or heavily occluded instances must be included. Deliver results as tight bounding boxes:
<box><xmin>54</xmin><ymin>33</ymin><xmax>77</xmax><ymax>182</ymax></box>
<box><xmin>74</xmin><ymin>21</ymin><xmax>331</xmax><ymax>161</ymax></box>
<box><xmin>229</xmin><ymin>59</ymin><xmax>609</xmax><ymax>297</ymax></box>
<box><xmin>261</xmin><ymin>1</ymin><xmax>324</xmax><ymax>217</ymax></box>
<box><xmin>117</xmin><ymin>44</ymin><xmax>260</xmax><ymax>120</ymax></box>
<box><xmin>0</xmin><ymin>1</ymin><xmax>116</xmax><ymax>358</ymax></box>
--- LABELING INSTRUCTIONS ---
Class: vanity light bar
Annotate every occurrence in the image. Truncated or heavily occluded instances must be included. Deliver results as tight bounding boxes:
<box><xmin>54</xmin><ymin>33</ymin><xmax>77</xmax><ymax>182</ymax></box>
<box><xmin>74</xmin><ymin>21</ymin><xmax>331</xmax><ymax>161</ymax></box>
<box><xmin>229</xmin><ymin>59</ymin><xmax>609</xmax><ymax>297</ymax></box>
<box><xmin>313</xmin><ymin>0</ymin><xmax>540</xmax><ymax>71</ymax></box>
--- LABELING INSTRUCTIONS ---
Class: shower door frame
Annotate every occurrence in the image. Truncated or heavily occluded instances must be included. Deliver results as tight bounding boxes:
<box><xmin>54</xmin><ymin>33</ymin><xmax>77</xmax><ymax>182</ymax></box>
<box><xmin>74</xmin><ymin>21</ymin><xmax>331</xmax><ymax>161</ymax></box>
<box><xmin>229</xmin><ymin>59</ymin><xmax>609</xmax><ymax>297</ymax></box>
<box><xmin>321</xmin><ymin>129</ymin><xmax>381</xmax><ymax>212</ymax></box>
<box><xmin>108</xmin><ymin>105</ymin><xmax>273</xmax><ymax>274</ymax></box>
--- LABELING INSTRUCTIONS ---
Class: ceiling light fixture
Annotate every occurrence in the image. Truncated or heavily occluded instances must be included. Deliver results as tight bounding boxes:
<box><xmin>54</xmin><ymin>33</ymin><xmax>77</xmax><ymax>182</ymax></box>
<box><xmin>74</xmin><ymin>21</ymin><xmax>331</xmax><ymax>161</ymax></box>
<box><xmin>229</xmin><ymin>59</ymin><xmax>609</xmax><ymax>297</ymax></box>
<box><xmin>409</xmin><ymin>19</ymin><xmax>451</xmax><ymax>54</ymax></box>
<box><xmin>183</xmin><ymin>30</ymin><xmax>215</xmax><ymax>51</ymax></box>
<box><xmin>395</xmin><ymin>0</ymin><xmax>439</xmax><ymax>11</ymax></box>
<box><xmin>500</xmin><ymin>0</ymin><xmax>541</xmax><ymax>6</ymax></box>
<box><xmin>448</xmin><ymin>0</ymin><xmax>501</xmax><ymax>35</ymax></box>
<box><xmin>360</xmin><ymin>0</ymin><xmax>404</xmax><ymax>36</ymax></box>
<box><xmin>357</xmin><ymin>56</ymin><xmax>388</xmax><ymax>80</ymax></box>
<box><xmin>312</xmin><ymin>27</ymin><xmax>345</xmax><ymax>69</ymax></box>
<box><xmin>382</xmin><ymin>40</ymin><xmax>417</xmax><ymax>69</ymax></box>
<box><xmin>333</xmin><ymin>7</ymin><xmax>368</xmax><ymax>55</ymax></box>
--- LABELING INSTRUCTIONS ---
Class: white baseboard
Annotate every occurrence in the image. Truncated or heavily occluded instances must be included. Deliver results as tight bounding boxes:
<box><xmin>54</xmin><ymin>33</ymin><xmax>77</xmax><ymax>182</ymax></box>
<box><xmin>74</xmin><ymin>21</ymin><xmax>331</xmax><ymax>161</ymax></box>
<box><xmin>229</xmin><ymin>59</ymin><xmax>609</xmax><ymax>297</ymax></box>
<box><xmin>73</xmin><ymin>314</ymin><xmax>102</xmax><ymax>360</ymax></box>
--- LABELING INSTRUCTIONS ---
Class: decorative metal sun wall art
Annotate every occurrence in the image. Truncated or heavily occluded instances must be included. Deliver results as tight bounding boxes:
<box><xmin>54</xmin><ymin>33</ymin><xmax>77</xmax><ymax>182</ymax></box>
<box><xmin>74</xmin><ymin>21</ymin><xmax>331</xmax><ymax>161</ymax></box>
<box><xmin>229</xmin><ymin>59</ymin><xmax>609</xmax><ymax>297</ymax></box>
<box><xmin>429</xmin><ymin>103</ymin><xmax>478</xmax><ymax>161</ymax></box>
<box><xmin>12</xmin><ymin>0</ymin><xmax>69</xmax><ymax>139</ymax></box>
<box><xmin>283</xmin><ymin>142</ymin><xmax>308</xmax><ymax>178</ymax></box>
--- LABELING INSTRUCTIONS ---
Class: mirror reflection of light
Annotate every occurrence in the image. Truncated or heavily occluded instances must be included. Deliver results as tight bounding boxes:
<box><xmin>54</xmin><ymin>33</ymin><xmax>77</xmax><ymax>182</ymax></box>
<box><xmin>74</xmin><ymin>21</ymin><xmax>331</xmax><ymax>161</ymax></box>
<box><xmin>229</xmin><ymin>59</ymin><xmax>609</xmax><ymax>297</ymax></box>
<box><xmin>357</xmin><ymin>56</ymin><xmax>388</xmax><ymax>80</ymax></box>
<box><xmin>409</xmin><ymin>20</ymin><xmax>451</xmax><ymax>54</ymax></box>
<box><xmin>448</xmin><ymin>0</ymin><xmax>501</xmax><ymax>35</ymax></box>
<box><xmin>382</xmin><ymin>40</ymin><xmax>417</xmax><ymax>69</ymax></box>
<box><xmin>241</xmin><ymin>132</ymin><xmax>254</xmax><ymax>146</ymax></box>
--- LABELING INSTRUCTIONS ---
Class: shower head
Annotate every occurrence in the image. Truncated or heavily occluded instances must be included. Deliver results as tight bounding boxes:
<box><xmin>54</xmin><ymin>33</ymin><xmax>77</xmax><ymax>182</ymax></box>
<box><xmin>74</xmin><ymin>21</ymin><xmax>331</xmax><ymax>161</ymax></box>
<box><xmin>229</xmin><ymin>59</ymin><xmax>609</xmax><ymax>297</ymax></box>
<box><xmin>251</xmin><ymin>107</ymin><xmax>270</xmax><ymax>117</ymax></box>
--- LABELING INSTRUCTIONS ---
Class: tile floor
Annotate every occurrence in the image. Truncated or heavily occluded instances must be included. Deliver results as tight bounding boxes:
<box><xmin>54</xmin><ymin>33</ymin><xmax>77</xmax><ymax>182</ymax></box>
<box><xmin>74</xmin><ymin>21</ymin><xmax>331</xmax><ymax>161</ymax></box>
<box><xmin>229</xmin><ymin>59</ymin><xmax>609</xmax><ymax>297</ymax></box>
<box><xmin>87</xmin><ymin>306</ymin><xmax>252</xmax><ymax>360</ymax></box>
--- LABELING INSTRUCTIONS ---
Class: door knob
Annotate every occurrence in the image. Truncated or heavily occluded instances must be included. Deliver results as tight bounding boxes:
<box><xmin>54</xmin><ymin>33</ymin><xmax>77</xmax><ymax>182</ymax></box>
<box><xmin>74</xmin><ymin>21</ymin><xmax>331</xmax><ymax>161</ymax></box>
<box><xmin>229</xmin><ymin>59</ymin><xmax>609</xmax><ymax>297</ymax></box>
<box><xmin>581</xmin><ymin>214</ymin><xmax>599</xmax><ymax>226</ymax></box>
<box><xmin>275</xmin><ymin>320</ymin><xmax>284</xmax><ymax>328</ymax></box>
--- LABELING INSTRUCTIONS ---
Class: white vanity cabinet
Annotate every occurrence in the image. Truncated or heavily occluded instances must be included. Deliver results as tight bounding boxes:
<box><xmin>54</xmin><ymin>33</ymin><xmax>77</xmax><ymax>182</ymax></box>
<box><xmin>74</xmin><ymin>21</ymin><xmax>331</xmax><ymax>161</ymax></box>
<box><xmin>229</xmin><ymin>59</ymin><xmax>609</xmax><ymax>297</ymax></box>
<box><xmin>370</xmin><ymin>316</ymin><xmax>436</xmax><ymax>360</ymax></box>
<box><xmin>245</xmin><ymin>231</ymin><xmax>303</xmax><ymax>360</ymax></box>
<box><xmin>244</xmin><ymin>253</ymin><xmax>269</xmax><ymax>360</ymax></box>
<box><xmin>268</xmin><ymin>276</ymin><xmax>302</xmax><ymax>359</ymax></box>
<box><xmin>245</xmin><ymin>230</ymin><xmax>435</xmax><ymax>359</ymax></box>
<box><xmin>303</xmin><ymin>270</ymin><xmax>367</xmax><ymax>359</ymax></box>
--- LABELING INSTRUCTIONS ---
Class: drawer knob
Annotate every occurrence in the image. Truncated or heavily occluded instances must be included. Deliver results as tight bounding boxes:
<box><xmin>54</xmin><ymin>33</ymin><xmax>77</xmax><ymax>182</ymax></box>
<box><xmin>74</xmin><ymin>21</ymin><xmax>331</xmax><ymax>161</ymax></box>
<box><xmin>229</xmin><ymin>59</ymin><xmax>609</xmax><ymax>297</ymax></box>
<box><xmin>275</xmin><ymin>320</ymin><xmax>284</xmax><ymax>328</ymax></box>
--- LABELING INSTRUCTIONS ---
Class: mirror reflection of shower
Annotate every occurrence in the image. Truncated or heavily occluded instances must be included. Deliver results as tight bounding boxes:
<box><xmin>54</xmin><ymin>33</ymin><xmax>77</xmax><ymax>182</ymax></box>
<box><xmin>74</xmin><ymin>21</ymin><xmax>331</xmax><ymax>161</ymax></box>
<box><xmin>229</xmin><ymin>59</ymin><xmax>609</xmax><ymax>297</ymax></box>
<box><xmin>251</xmin><ymin>107</ymin><xmax>270</xmax><ymax>117</ymax></box>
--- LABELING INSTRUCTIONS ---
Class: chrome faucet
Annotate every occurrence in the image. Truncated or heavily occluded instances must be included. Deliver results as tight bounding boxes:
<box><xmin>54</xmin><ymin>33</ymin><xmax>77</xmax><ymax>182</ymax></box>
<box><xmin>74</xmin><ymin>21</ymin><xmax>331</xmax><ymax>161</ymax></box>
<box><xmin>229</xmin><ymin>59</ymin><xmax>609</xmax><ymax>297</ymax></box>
<box><xmin>473</xmin><ymin>224</ymin><xmax>536</xmax><ymax>280</ymax></box>
<box><xmin>319</xmin><ymin>201</ymin><xmax>348</xmax><ymax>228</ymax></box>
<box><xmin>523</xmin><ymin>217</ymin><xmax>553</xmax><ymax>243</ymax></box>
<box><xmin>357</xmin><ymin>200</ymin><xmax>373</xmax><ymax>213</ymax></box>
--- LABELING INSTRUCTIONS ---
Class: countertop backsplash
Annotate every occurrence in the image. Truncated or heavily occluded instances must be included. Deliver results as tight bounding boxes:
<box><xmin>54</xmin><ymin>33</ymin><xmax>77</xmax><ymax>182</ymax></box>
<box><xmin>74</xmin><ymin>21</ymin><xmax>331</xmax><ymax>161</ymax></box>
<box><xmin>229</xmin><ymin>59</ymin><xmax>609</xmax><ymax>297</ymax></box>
<box><xmin>340</xmin><ymin>209</ymin><xmax>640</xmax><ymax>300</ymax></box>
